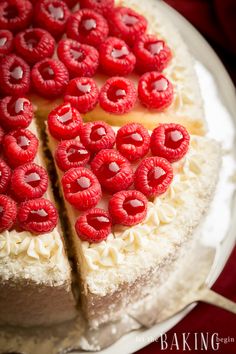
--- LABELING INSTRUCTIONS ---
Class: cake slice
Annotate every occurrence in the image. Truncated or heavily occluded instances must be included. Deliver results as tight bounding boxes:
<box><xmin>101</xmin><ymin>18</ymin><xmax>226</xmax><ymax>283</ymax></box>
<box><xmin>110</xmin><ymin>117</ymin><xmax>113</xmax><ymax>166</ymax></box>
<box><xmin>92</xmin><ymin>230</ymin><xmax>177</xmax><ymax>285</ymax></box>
<box><xmin>47</xmin><ymin>117</ymin><xmax>221</xmax><ymax>327</ymax></box>
<box><xmin>0</xmin><ymin>116</ymin><xmax>77</xmax><ymax>327</ymax></box>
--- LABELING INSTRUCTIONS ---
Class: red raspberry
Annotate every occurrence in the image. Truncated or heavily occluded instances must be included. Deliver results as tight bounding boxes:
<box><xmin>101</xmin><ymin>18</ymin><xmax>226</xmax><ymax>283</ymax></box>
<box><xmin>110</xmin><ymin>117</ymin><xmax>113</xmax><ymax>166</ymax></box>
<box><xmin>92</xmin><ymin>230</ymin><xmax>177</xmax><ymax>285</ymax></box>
<box><xmin>48</xmin><ymin>102</ymin><xmax>82</xmax><ymax>140</ymax></box>
<box><xmin>108</xmin><ymin>7</ymin><xmax>147</xmax><ymax>46</ymax></box>
<box><xmin>0</xmin><ymin>96</ymin><xmax>33</xmax><ymax>131</ymax></box>
<box><xmin>80</xmin><ymin>121</ymin><xmax>115</xmax><ymax>153</ymax></box>
<box><xmin>0</xmin><ymin>194</ymin><xmax>17</xmax><ymax>232</ymax></box>
<box><xmin>99</xmin><ymin>37</ymin><xmax>136</xmax><ymax>76</ymax></box>
<box><xmin>3</xmin><ymin>128</ymin><xmax>39</xmax><ymax>168</ymax></box>
<box><xmin>79</xmin><ymin>0</ymin><xmax>114</xmax><ymax>16</ymax></box>
<box><xmin>0</xmin><ymin>159</ymin><xmax>11</xmax><ymax>194</ymax></box>
<box><xmin>57</xmin><ymin>39</ymin><xmax>99</xmax><ymax>77</ymax></box>
<box><xmin>67</xmin><ymin>9</ymin><xmax>109</xmax><ymax>48</ymax></box>
<box><xmin>0</xmin><ymin>54</ymin><xmax>30</xmax><ymax>96</ymax></box>
<box><xmin>138</xmin><ymin>72</ymin><xmax>174</xmax><ymax>110</ymax></box>
<box><xmin>18</xmin><ymin>198</ymin><xmax>58</xmax><ymax>234</ymax></box>
<box><xmin>11</xmin><ymin>163</ymin><xmax>49</xmax><ymax>201</ymax></box>
<box><xmin>134</xmin><ymin>157</ymin><xmax>173</xmax><ymax>198</ymax></box>
<box><xmin>0</xmin><ymin>30</ymin><xmax>13</xmax><ymax>58</ymax></box>
<box><xmin>116</xmin><ymin>123</ymin><xmax>150</xmax><ymax>162</ymax></box>
<box><xmin>31</xmin><ymin>58</ymin><xmax>69</xmax><ymax>98</ymax></box>
<box><xmin>0</xmin><ymin>0</ymin><xmax>32</xmax><ymax>32</ymax></box>
<box><xmin>75</xmin><ymin>208</ymin><xmax>111</xmax><ymax>243</ymax></box>
<box><xmin>99</xmin><ymin>77</ymin><xmax>137</xmax><ymax>115</ymax></box>
<box><xmin>64</xmin><ymin>77</ymin><xmax>99</xmax><ymax>114</ymax></box>
<box><xmin>61</xmin><ymin>167</ymin><xmax>102</xmax><ymax>210</ymax></box>
<box><xmin>15</xmin><ymin>28</ymin><xmax>55</xmax><ymax>66</ymax></box>
<box><xmin>55</xmin><ymin>139</ymin><xmax>90</xmax><ymax>172</ymax></box>
<box><xmin>109</xmin><ymin>190</ymin><xmax>148</xmax><ymax>226</ymax></box>
<box><xmin>64</xmin><ymin>0</ymin><xmax>77</xmax><ymax>9</ymax></box>
<box><xmin>91</xmin><ymin>149</ymin><xmax>133</xmax><ymax>193</ymax></box>
<box><xmin>0</xmin><ymin>126</ymin><xmax>4</xmax><ymax>145</ymax></box>
<box><xmin>57</xmin><ymin>39</ymin><xmax>99</xmax><ymax>78</ymax></box>
<box><xmin>133</xmin><ymin>35</ymin><xmax>172</xmax><ymax>74</ymax></box>
<box><xmin>34</xmin><ymin>0</ymin><xmax>70</xmax><ymax>38</ymax></box>
<box><xmin>150</xmin><ymin>123</ymin><xmax>190</xmax><ymax>162</ymax></box>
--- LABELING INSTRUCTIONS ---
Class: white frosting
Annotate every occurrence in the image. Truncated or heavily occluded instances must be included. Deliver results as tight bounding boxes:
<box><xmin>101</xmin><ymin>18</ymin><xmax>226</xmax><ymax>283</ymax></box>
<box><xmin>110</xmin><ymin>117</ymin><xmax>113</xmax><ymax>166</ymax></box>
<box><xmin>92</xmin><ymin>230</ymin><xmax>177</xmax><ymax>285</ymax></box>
<box><xmin>0</xmin><ymin>229</ymin><xmax>64</xmax><ymax>267</ymax></box>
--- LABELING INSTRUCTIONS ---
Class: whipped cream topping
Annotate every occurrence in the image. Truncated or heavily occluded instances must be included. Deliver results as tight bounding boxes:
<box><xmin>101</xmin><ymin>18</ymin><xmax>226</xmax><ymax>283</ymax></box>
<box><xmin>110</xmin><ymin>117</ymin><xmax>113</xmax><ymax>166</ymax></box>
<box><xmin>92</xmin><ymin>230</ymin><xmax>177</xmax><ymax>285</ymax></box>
<box><xmin>0</xmin><ymin>229</ymin><xmax>65</xmax><ymax>268</ymax></box>
<box><xmin>82</xmin><ymin>137</ymin><xmax>205</xmax><ymax>272</ymax></box>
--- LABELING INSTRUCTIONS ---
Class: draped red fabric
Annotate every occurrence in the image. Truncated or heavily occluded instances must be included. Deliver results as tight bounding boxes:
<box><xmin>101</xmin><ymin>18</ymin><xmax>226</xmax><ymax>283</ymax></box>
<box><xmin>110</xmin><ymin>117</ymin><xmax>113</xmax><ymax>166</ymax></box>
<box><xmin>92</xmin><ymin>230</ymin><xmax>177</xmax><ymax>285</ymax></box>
<box><xmin>164</xmin><ymin>0</ymin><xmax>236</xmax><ymax>84</ymax></box>
<box><xmin>137</xmin><ymin>2</ymin><xmax>236</xmax><ymax>352</ymax></box>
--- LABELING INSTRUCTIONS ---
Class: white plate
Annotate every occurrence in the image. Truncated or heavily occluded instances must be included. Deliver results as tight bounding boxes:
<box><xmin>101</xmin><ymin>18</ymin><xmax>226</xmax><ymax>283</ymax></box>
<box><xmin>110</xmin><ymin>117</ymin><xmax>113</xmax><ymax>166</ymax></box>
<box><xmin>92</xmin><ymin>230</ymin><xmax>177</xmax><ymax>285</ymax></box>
<box><xmin>73</xmin><ymin>2</ymin><xmax>236</xmax><ymax>353</ymax></box>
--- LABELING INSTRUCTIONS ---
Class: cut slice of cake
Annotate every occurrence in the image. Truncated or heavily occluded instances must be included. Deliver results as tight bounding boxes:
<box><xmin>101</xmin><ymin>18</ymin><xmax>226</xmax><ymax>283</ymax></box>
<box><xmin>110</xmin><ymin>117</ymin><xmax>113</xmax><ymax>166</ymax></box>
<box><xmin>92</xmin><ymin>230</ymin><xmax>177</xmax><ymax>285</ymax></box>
<box><xmin>47</xmin><ymin>112</ymin><xmax>221</xmax><ymax>327</ymax></box>
<box><xmin>0</xmin><ymin>111</ymin><xmax>77</xmax><ymax>327</ymax></box>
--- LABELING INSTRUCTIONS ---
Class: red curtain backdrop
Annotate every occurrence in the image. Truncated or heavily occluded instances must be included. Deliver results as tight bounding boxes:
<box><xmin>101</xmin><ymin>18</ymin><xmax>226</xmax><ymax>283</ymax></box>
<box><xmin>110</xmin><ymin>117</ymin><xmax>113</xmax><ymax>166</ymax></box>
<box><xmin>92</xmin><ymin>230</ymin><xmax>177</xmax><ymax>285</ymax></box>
<box><xmin>138</xmin><ymin>1</ymin><xmax>236</xmax><ymax>353</ymax></box>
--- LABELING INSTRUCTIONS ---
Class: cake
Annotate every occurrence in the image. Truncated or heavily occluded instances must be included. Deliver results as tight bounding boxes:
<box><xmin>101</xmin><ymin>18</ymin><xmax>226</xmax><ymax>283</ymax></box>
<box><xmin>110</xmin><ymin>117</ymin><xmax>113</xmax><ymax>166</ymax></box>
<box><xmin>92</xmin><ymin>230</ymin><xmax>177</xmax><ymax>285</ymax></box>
<box><xmin>0</xmin><ymin>0</ymin><xmax>221</xmax><ymax>342</ymax></box>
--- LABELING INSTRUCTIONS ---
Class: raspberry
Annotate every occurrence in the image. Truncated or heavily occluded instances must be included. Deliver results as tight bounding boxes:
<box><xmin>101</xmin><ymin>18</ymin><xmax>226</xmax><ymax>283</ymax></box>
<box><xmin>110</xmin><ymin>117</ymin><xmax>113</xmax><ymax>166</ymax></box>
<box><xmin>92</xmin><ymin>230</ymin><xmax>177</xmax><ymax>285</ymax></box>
<box><xmin>18</xmin><ymin>198</ymin><xmax>58</xmax><ymax>234</ymax></box>
<box><xmin>0</xmin><ymin>126</ymin><xmax>4</xmax><ymax>145</ymax></box>
<box><xmin>31</xmin><ymin>58</ymin><xmax>69</xmax><ymax>98</ymax></box>
<box><xmin>0</xmin><ymin>30</ymin><xmax>13</xmax><ymax>58</ymax></box>
<box><xmin>0</xmin><ymin>96</ymin><xmax>33</xmax><ymax>131</ymax></box>
<box><xmin>80</xmin><ymin>121</ymin><xmax>115</xmax><ymax>153</ymax></box>
<box><xmin>64</xmin><ymin>77</ymin><xmax>99</xmax><ymax>114</ymax></box>
<box><xmin>0</xmin><ymin>54</ymin><xmax>30</xmax><ymax>96</ymax></box>
<box><xmin>99</xmin><ymin>37</ymin><xmax>136</xmax><ymax>76</ymax></box>
<box><xmin>11</xmin><ymin>163</ymin><xmax>49</xmax><ymax>201</ymax></box>
<box><xmin>64</xmin><ymin>0</ymin><xmax>77</xmax><ymax>9</ymax></box>
<box><xmin>48</xmin><ymin>102</ymin><xmax>82</xmax><ymax>141</ymax></box>
<box><xmin>0</xmin><ymin>0</ymin><xmax>32</xmax><ymax>32</ymax></box>
<box><xmin>0</xmin><ymin>159</ymin><xmax>11</xmax><ymax>194</ymax></box>
<box><xmin>61</xmin><ymin>167</ymin><xmax>102</xmax><ymax>210</ymax></box>
<box><xmin>134</xmin><ymin>157</ymin><xmax>173</xmax><ymax>198</ymax></box>
<box><xmin>79</xmin><ymin>0</ymin><xmax>114</xmax><ymax>16</ymax></box>
<box><xmin>91</xmin><ymin>149</ymin><xmax>133</xmax><ymax>193</ymax></box>
<box><xmin>3</xmin><ymin>128</ymin><xmax>39</xmax><ymax>168</ymax></box>
<box><xmin>57</xmin><ymin>39</ymin><xmax>99</xmax><ymax>78</ymax></box>
<box><xmin>34</xmin><ymin>0</ymin><xmax>70</xmax><ymax>38</ymax></box>
<box><xmin>55</xmin><ymin>139</ymin><xmax>90</xmax><ymax>172</ymax></box>
<box><xmin>109</xmin><ymin>190</ymin><xmax>148</xmax><ymax>226</ymax></box>
<box><xmin>15</xmin><ymin>28</ymin><xmax>55</xmax><ymax>65</ymax></box>
<box><xmin>0</xmin><ymin>194</ymin><xmax>17</xmax><ymax>232</ymax></box>
<box><xmin>67</xmin><ymin>9</ymin><xmax>109</xmax><ymax>48</ymax></box>
<box><xmin>116</xmin><ymin>123</ymin><xmax>150</xmax><ymax>162</ymax></box>
<box><xmin>150</xmin><ymin>123</ymin><xmax>190</xmax><ymax>162</ymax></box>
<box><xmin>108</xmin><ymin>7</ymin><xmax>147</xmax><ymax>46</ymax></box>
<box><xmin>99</xmin><ymin>77</ymin><xmax>137</xmax><ymax>115</ymax></box>
<box><xmin>138</xmin><ymin>72</ymin><xmax>174</xmax><ymax>110</ymax></box>
<box><xmin>133</xmin><ymin>35</ymin><xmax>172</xmax><ymax>74</ymax></box>
<box><xmin>75</xmin><ymin>208</ymin><xmax>111</xmax><ymax>243</ymax></box>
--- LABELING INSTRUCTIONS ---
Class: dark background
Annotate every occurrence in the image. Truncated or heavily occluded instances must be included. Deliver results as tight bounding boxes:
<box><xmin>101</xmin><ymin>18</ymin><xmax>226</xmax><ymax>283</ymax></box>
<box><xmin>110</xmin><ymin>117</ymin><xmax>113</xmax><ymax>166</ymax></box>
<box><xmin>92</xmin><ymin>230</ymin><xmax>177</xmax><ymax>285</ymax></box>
<box><xmin>138</xmin><ymin>1</ymin><xmax>236</xmax><ymax>353</ymax></box>
<box><xmin>164</xmin><ymin>0</ymin><xmax>236</xmax><ymax>85</ymax></box>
